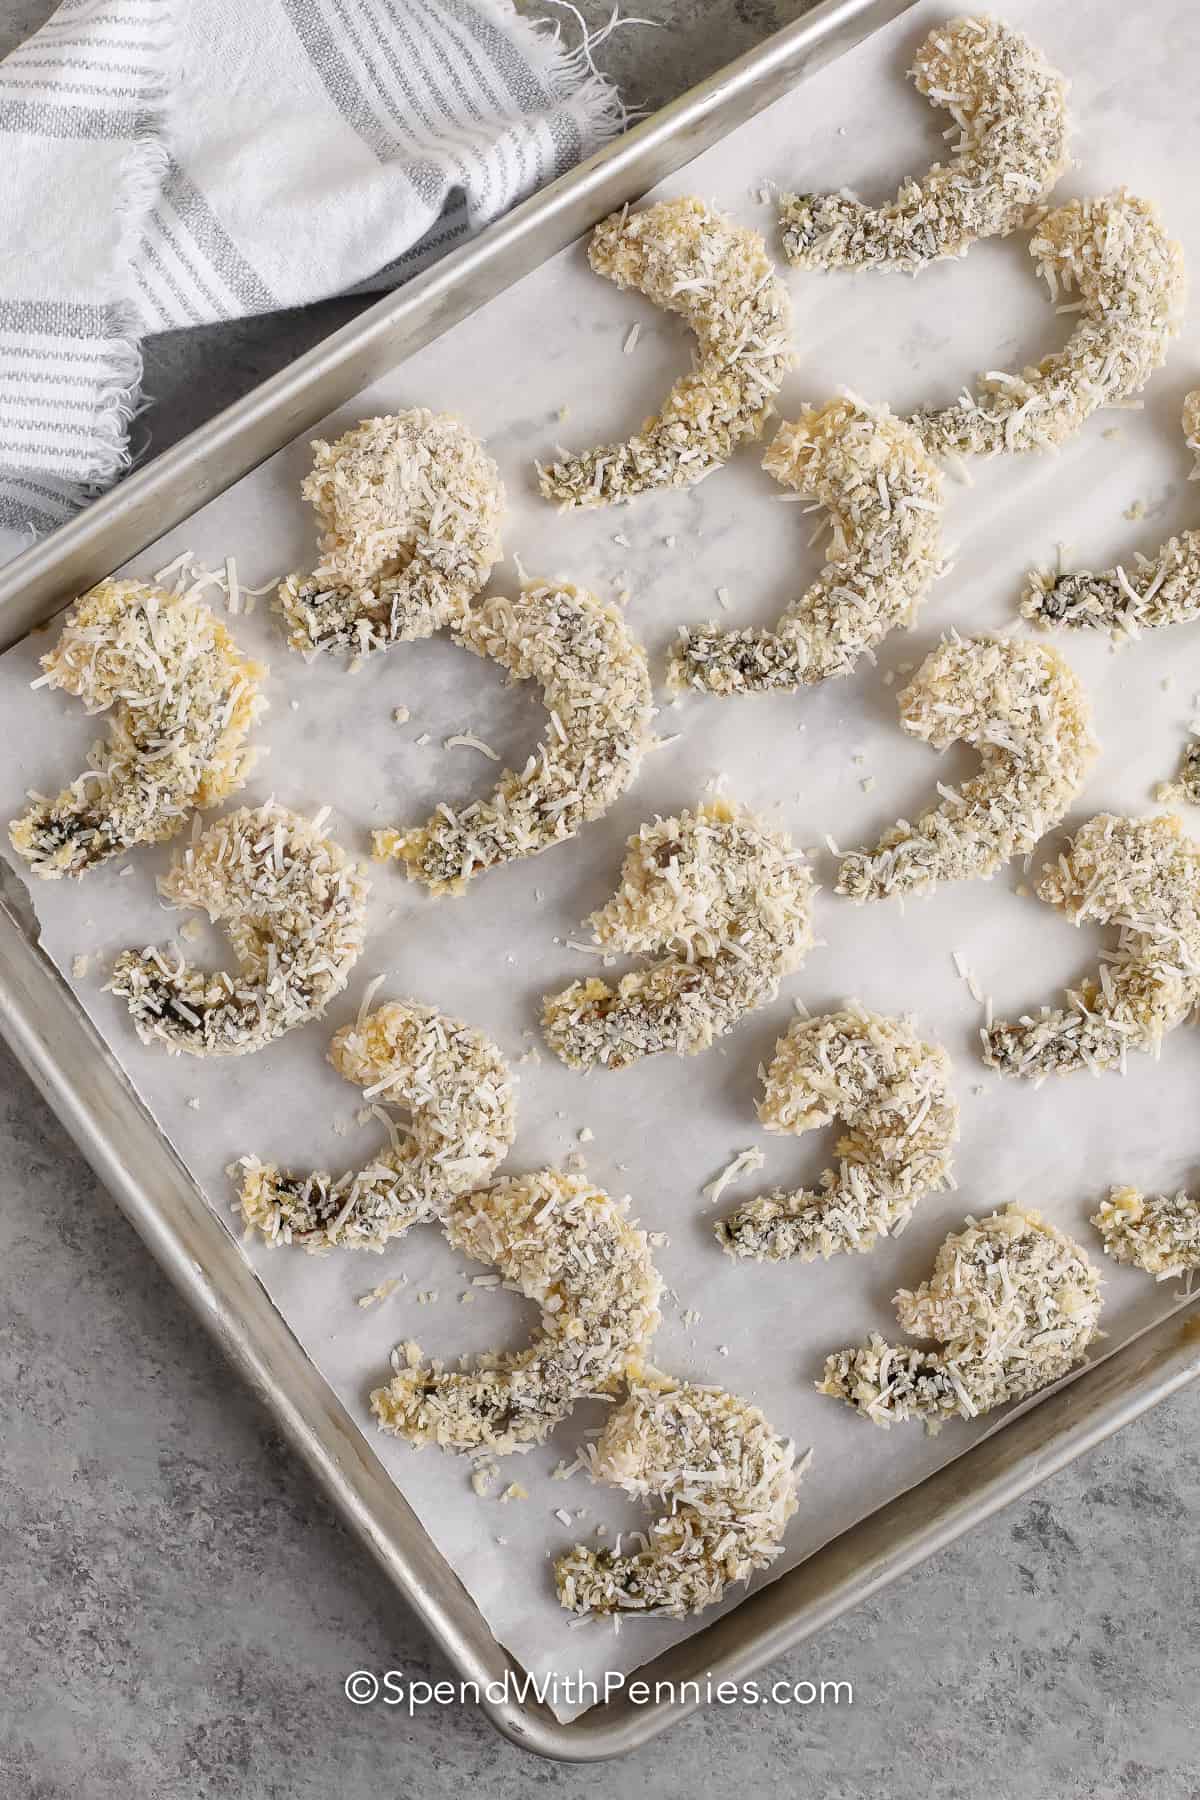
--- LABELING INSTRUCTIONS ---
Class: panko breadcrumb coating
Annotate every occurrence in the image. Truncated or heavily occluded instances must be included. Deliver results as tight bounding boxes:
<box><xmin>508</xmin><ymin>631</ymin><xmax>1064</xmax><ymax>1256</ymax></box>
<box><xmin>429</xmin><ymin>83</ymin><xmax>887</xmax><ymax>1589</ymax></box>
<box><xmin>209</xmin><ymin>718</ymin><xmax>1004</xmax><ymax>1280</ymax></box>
<box><xmin>912</xmin><ymin>191</ymin><xmax>1186</xmax><ymax>458</ymax></box>
<box><xmin>108</xmin><ymin>801</ymin><xmax>369</xmax><ymax>1056</ymax></box>
<box><xmin>984</xmin><ymin>813</ymin><xmax>1200</xmax><ymax>1080</ymax></box>
<box><xmin>11</xmin><ymin>579</ymin><xmax>265</xmax><ymax>879</ymax></box>
<box><xmin>718</xmin><ymin>1006</ymin><xmax>958</xmax><ymax>1263</ymax></box>
<box><xmin>236</xmin><ymin>999</ymin><xmax>515</xmax><ymax>1251</ymax></box>
<box><xmin>555</xmin><ymin>1376</ymin><xmax>802</xmax><ymax>1619</ymax></box>
<box><xmin>836</xmin><ymin>633</ymin><xmax>1096</xmax><ymax>902</ymax></box>
<box><xmin>1024</xmin><ymin>391</ymin><xmax>1200</xmax><ymax>634</ymax></box>
<box><xmin>819</xmin><ymin>1205</ymin><xmax>1103</xmax><ymax>1432</ymax></box>
<box><xmin>542</xmin><ymin>798</ymin><xmax>815</xmax><ymax>1070</ymax></box>
<box><xmin>373</xmin><ymin>580</ymin><xmax>654</xmax><ymax>893</ymax></box>
<box><xmin>277</xmin><ymin>411</ymin><xmax>504</xmax><ymax>659</ymax></box>
<box><xmin>537</xmin><ymin>197</ymin><xmax>792</xmax><ymax>506</ymax></box>
<box><xmin>1092</xmin><ymin>1185</ymin><xmax>1200</xmax><ymax>1280</ymax></box>
<box><xmin>781</xmin><ymin>17</ymin><xmax>1069</xmax><ymax>275</ymax></box>
<box><xmin>669</xmin><ymin>395</ymin><xmax>944</xmax><ymax>695</ymax></box>
<box><xmin>370</xmin><ymin>1170</ymin><xmax>662</xmax><ymax>1455</ymax></box>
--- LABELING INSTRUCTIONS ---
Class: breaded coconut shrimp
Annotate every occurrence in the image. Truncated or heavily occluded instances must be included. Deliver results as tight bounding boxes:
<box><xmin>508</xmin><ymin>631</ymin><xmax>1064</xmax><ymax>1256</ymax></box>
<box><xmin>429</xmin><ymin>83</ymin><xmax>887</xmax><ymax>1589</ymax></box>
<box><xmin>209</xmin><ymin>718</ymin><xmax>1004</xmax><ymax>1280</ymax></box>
<box><xmin>912</xmin><ymin>191</ymin><xmax>1186</xmax><ymax>459</ymax></box>
<box><xmin>236</xmin><ymin>999</ymin><xmax>516</xmax><ymax>1252</ymax></box>
<box><xmin>819</xmin><ymin>1205</ymin><xmax>1103</xmax><ymax>1433</ymax></box>
<box><xmin>537</xmin><ymin>198</ymin><xmax>792</xmax><ymax>507</ymax></box>
<box><xmin>555</xmin><ymin>1376</ymin><xmax>802</xmax><ymax>1619</ymax></box>
<box><xmin>1092</xmin><ymin>1185</ymin><xmax>1200</xmax><ymax>1280</ymax></box>
<box><xmin>370</xmin><ymin>1170</ymin><xmax>662</xmax><ymax>1455</ymax></box>
<box><xmin>10</xmin><ymin>579</ymin><xmax>265</xmax><ymax>880</ymax></box>
<box><xmin>276</xmin><ymin>411</ymin><xmax>504</xmax><ymax>659</ymax></box>
<box><xmin>984</xmin><ymin>813</ymin><xmax>1200</xmax><ymax>1080</ymax></box>
<box><xmin>1023</xmin><ymin>392</ymin><xmax>1200</xmax><ymax>634</ymax></box>
<box><xmin>108</xmin><ymin>801</ymin><xmax>369</xmax><ymax>1056</ymax></box>
<box><xmin>373</xmin><ymin>581</ymin><xmax>654</xmax><ymax>893</ymax></box>
<box><xmin>542</xmin><ymin>798</ymin><xmax>815</xmax><ymax>1070</ymax></box>
<box><xmin>781</xmin><ymin>17</ymin><xmax>1069</xmax><ymax>275</ymax></box>
<box><xmin>717</xmin><ymin>1006</ymin><xmax>958</xmax><ymax>1263</ymax></box>
<box><xmin>836</xmin><ymin>634</ymin><xmax>1096</xmax><ymax>902</ymax></box>
<box><xmin>669</xmin><ymin>396</ymin><xmax>944</xmax><ymax>695</ymax></box>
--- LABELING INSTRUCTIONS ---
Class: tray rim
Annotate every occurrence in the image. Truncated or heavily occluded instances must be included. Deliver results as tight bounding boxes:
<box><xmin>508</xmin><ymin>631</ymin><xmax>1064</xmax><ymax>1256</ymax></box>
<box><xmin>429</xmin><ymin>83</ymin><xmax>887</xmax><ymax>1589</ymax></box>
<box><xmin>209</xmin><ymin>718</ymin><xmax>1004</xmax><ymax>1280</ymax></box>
<box><xmin>2</xmin><ymin>0</ymin><xmax>1198</xmax><ymax>1760</ymax></box>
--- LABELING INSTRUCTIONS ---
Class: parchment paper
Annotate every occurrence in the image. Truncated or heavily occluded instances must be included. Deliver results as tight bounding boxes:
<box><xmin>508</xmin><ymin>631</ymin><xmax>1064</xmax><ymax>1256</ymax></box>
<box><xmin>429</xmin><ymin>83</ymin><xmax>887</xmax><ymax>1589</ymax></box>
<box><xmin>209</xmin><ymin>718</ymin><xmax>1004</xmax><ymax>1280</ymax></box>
<box><xmin>3</xmin><ymin>0</ymin><xmax>1200</xmax><ymax>1721</ymax></box>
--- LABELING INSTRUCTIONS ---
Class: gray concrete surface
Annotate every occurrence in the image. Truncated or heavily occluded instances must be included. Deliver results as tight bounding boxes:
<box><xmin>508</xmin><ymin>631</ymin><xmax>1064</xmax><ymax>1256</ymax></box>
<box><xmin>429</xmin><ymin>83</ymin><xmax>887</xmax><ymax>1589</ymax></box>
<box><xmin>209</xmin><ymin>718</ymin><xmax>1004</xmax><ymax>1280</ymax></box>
<box><xmin>2</xmin><ymin>4</ymin><xmax>1199</xmax><ymax>1796</ymax></box>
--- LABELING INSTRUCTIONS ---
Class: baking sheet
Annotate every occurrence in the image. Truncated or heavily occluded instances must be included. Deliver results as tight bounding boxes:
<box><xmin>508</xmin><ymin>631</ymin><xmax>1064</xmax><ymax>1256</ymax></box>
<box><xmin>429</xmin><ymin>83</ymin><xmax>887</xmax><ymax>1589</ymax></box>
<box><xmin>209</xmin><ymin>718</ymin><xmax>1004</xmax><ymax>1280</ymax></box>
<box><xmin>3</xmin><ymin>0</ymin><xmax>1200</xmax><ymax>1722</ymax></box>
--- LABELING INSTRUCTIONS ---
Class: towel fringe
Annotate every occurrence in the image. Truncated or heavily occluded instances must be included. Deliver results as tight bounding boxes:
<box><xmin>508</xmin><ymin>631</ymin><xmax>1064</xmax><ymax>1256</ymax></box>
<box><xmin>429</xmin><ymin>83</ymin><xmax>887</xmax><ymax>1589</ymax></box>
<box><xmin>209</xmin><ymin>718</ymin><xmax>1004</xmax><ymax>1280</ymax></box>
<box><xmin>57</xmin><ymin>7</ymin><xmax>181</xmax><ymax>511</ymax></box>
<box><xmin>503</xmin><ymin>0</ymin><xmax>645</xmax><ymax>145</ymax></box>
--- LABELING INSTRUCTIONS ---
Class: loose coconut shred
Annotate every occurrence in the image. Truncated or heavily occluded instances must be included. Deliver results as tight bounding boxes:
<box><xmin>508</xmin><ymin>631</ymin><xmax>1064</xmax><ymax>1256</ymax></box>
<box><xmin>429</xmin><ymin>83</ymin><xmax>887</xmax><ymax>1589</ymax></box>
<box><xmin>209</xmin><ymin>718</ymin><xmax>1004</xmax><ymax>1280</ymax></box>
<box><xmin>373</xmin><ymin>581</ymin><xmax>654</xmax><ymax>892</ymax></box>
<box><xmin>1092</xmin><ymin>1185</ymin><xmax>1200</xmax><ymax>1280</ymax></box>
<box><xmin>718</xmin><ymin>1006</ymin><xmax>958</xmax><ymax>1263</ymax></box>
<box><xmin>276</xmin><ymin>410</ymin><xmax>504</xmax><ymax>659</ymax></box>
<box><xmin>108</xmin><ymin>801</ymin><xmax>369</xmax><ymax>1056</ymax></box>
<box><xmin>780</xmin><ymin>16</ymin><xmax>1070</xmax><ymax>275</ymax></box>
<box><xmin>911</xmin><ymin>190</ymin><xmax>1186</xmax><ymax>458</ymax></box>
<box><xmin>370</xmin><ymin>1170</ymin><xmax>662</xmax><ymax>1455</ymax></box>
<box><xmin>670</xmin><ymin>395</ymin><xmax>944</xmax><ymax>695</ymax></box>
<box><xmin>555</xmin><ymin>1375</ymin><xmax>802</xmax><ymax>1619</ymax></box>
<box><xmin>984</xmin><ymin>812</ymin><xmax>1200</xmax><ymax>1080</ymax></box>
<box><xmin>1024</xmin><ymin>391</ymin><xmax>1200</xmax><ymax>634</ymax></box>
<box><xmin>537</xmin><ymin>197</ymin><xmax>792</xmax><ymax>507</ymax></box>
<box><xmin>237</xmin><ymin>1000</ymin><xmax>516</xmax><ymax>1251</ymax></box>
<box><xmin>820</xmin><ymin>1205</ymin><xmax>1103</xmax><ymax>1433</ymax></box>
<box><xmin>543</xmin><ymin>798</ymin><xmax>815</xmax><ymax>1070</ymax></box>
<box><xmin>837</xmin><ymin>633</ymin><xmax>1096</xmax><ymax>902</ymax></box>
<box><xmin>11</xmin><ymin>579</ymin><xmax>265</xmax><ymax>879</ymax></box>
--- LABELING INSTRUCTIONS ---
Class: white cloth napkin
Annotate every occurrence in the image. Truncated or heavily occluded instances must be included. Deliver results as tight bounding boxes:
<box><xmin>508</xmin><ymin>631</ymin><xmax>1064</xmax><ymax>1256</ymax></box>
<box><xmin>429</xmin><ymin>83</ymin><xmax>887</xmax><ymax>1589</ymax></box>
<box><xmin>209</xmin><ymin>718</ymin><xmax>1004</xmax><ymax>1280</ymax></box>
<box><xmin>0</xmin><ymin>0</ymin><xmax>623</xmax><ymax>562</ymax></box>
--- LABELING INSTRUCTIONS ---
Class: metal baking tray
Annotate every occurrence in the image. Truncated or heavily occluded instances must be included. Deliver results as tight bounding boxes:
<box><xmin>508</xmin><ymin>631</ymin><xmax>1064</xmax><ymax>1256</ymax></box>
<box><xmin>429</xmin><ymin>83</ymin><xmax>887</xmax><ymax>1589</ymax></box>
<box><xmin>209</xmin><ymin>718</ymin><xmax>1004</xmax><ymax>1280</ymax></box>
<box><xmin>2</xmin><ymin>0</ymin><xmax>1198</xmax><ymax>1758</ymax></box>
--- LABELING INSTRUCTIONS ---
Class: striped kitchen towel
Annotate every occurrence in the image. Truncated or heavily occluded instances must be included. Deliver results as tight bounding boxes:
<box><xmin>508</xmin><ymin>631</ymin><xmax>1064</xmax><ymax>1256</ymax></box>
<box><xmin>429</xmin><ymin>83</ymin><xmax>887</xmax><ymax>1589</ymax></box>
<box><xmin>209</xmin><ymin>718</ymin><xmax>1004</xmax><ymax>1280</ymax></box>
<box><xmin>0</xmin><ymin>0</ymin><xmax>625</xmax><ymax>564</ymax></box>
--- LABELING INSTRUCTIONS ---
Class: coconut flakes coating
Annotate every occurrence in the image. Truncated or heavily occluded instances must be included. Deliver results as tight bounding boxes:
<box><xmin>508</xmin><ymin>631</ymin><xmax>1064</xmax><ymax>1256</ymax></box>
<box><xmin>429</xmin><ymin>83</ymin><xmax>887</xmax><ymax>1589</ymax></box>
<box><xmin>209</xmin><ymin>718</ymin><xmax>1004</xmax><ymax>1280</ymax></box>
<box><xmin>717</xmin><ymin>1006</ymin><xmax>958</xmax><ymax>1263</ymax></box>
<box><xmin>555</xmin><ymin>1376</ymin><xmax>801</xmax><ymax>1619</ymax></box>
<box><xmin>984</xmin><ymin>812</ymin><xmax>1200</xmax><ymax>1080</ymax></box>
<box><xmin>276</xmin><ymin>410</ymin><xmax>504</xmax><ymax>659</ymax></box>
<box><xmin>373</xmin><ymin>580</ymin><xmax>654</xmax><ymax>893</ymax></box>
<box><xmin>537</xmin><ymin>197</ymin><xmax>792</xmax><ymax>507</ymax></box>
<box><xmin>780</xmin><ymin>17</ymin><xmax>1069</xmax><ymax>276</ymax></box>
<box><xmin>236</xmin><ymin>999</ymin><xmax>515</xmax><ymax>1252</ymax></box>
<box><xmin>819</xmin><ymin>1205</ymin><xmax>1103</xmax><ymax>1433</ymax></box>
<box><xmin>669</xmin><ymin>395</ymin><xmax>944</xmax><ymax>695</ymax></box>
<box><xmin>542</xmin><ymin>798</ymin><xmax>815</xmax><ymax>1070</ymax></box>
<box><xmin>912</xmin><ymin>191</ymin><xmax>1186</xmax><ymax>458</ymax></box>
<box><xmin>370</xmin><ymin>1170</ymin><xmax>662</xmax><ymax>1455</ymax></box>
<box><xmin>10</xmin><ymin>578</ymin><xmax>266</xmax><ymax>880</ymax></box>
<box><xmin>108</xmin><ymin>801</ymin><xmax>369</xmax><ymax>1056</ymax></box>
<box><xmin>1023</xmin><ymin>391</ymin><xmax>1200</xmax><ymax>634</ymax></box>
<box><xmin>1092</xmin><ymin>1185</ymin><xmax>1200</xmax><ymax>1280</ymax></box>
<box><xmin>836</xmin><ymin>633</ymin><xmax>1096</xmax><ymax>902</ymax></box>
<box><xmin>1159</xmin><ymin>739</ymin><xmax>1200</xmax><ymax>809</ymax></box>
